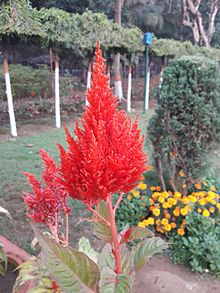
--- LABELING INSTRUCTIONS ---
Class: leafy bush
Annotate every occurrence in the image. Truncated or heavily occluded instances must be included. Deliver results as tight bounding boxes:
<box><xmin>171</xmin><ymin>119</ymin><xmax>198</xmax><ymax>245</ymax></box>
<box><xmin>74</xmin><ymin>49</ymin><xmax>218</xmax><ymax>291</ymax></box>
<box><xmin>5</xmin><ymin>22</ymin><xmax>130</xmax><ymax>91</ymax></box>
<box><xmin>149</xmin><ymin>56</ymin><xmax>220</xmax><ymax>190</ymax></box>
<box><xmin>169</xmin><ymin>212</ymin><xmax>220</xmax><ymax>275</ymax></box>
<box><xmin>114</xmin><ymin>176</ymin><xmax>150</xmax><ymax>230</ymax></box>
<box><xmin>0</xmin><ymin>64</ymin><xmax>51</xmax><ymax>100</ymax></box>
<box><xmin>139</xmin><ymin>175</ymin><xmax>220</xmax><ymax>275</ymax></box>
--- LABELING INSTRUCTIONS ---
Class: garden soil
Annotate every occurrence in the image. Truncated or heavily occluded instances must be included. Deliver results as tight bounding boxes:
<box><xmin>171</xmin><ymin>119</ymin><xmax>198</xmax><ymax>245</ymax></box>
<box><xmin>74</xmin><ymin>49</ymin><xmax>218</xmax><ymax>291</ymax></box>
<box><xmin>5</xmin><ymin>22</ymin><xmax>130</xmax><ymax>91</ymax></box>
<box><xmin>134</xmin><ymin>255</ymin><xmax>220</xmax><ymax>293</ymax></box>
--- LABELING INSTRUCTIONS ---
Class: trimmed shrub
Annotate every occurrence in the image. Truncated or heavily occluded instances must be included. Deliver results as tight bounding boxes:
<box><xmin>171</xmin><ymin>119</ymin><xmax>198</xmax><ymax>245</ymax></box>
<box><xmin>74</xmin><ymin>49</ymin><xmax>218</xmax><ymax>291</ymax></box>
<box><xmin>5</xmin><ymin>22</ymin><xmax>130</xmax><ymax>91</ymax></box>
<box><xmin>148</xmin><ymin>56</ymin><xmax>220</xmax><ymax>190</ymax></box>
<box><xmin>0</xmin><ymin>64</ymin><xmax>51</xmax><ymax>100</ymax></box>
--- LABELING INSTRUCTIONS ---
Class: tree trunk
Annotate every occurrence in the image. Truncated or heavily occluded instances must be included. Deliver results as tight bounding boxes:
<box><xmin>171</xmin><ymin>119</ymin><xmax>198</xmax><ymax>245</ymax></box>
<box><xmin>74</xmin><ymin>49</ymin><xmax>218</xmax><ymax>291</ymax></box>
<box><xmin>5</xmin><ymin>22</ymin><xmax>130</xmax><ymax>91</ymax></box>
<box><xmin>2</xmin><ymin>48</ymin><xmax>17</xmax><ymax>137</ymax></box>
<box><xmin>11</xmin><ymin>48</ymin><xmax>16</xmax><ymax>64</ymax></box>
<box><xmin>182</xmin><ymin>0</ymin><xmax>219</xmax><ymax>47</ymax></box>
<box><xmin>55</xmin><ymin>50</ymin><xmax>61</xmax><ymax>128</ymax></box>
<box><xmin>49</xmin><ymin>47</ymin><xmax>54</xmax><ymax>98</ymax></box>
<box><xmin>154</xmin><ymin>155</ymin><xmax>167</xmax><ymax>191</ymax></box>
<box><xmin>127</xmin><ymin>62</ymin><xmax>132</xmax><ymax>112</ymax></box>
<box><xmin>113</xmin><ymin>0</ymin><xmax>123</xmax><ymax>100</ymax></box>
<box><xmin>86</xmin><ymin>61</ymin><xmax>92</xmax><ymax>106</ymax></box>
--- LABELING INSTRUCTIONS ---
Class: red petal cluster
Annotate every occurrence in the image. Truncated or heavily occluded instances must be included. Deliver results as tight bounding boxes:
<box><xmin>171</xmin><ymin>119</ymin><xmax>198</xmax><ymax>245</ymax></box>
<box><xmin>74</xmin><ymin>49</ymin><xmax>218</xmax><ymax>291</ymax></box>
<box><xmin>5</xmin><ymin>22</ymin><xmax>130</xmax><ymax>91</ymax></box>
<box><xmin>58</xmin><ymin>42</ymin><xmax>147</xmax><ymax>206</ymax></box>
<box><xmin>23</xmin><ymin>149</ymin><xmax>70</xmax><ymax>225</ymax></box>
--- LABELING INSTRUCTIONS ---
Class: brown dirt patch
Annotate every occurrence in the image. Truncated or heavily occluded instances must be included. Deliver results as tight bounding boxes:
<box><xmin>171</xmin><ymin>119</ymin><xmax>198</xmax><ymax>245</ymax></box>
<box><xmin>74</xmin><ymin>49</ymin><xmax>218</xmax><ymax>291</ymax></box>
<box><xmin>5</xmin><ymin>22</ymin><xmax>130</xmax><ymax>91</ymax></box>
<box><xmin>134</xmin><ymin>255</ymin><xmax>220</xmax><ymax>293</ymax></box>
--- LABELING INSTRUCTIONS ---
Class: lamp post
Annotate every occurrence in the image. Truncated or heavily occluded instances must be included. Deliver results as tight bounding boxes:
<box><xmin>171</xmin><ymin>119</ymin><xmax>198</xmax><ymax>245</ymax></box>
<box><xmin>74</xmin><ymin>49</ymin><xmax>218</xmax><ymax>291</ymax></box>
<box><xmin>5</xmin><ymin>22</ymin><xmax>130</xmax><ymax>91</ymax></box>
<box><xmin>143</xmin><ymin>32</ymin><xmax>153</xmax><ymax>113</ymax></box>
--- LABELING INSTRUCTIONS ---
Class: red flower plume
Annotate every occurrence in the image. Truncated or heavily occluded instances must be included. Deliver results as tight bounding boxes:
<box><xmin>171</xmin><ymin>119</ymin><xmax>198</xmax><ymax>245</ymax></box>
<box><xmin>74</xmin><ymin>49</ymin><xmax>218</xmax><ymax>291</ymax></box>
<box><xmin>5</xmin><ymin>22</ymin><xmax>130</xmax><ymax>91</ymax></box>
<box><xmin>23</xmin><ymin>149</ymin><xmax>70</xmax><ymax>225</ymax></box>
<box><xmin>58</xmin><ymin>42</ymin><xmax>147</xmax><ymax>206</ymax></box>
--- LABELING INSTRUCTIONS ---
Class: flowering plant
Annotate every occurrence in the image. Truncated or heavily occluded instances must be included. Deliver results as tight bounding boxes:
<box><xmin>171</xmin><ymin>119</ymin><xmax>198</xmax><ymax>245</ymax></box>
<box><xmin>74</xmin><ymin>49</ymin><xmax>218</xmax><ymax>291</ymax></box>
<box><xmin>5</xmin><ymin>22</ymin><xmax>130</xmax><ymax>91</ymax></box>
<box><xmin>14</xmin><ymin>42</ymin><xmax>167</xmax><ymax>293</ymax></box>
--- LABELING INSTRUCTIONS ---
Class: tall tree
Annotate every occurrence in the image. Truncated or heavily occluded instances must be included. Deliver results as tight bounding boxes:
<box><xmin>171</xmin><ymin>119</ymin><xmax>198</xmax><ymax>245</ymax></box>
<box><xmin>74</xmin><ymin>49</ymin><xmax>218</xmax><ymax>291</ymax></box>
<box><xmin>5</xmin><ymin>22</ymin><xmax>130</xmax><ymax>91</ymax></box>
<box><xmin>181</xmin><ymin>0</ymin><xmax>220</xmax><ymax>47</ymax></box>
<box><xmin>0</xmin><ymin>0</ymin><xmax>42</xmax><ymax>137</ymax></box>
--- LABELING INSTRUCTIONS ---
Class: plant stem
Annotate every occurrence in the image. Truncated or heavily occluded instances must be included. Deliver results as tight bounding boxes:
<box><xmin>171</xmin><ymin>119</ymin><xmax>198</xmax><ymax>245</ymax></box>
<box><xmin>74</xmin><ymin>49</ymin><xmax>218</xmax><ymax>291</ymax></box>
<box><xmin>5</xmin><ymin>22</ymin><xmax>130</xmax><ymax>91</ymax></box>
<box><xmin>113</xmin><ymin>192</ymin><xmax>124</xmax><ymax>214</ymax></box>
<box><xmin>106</xmin><ymin>195</ymin><xmax>121</xmax><ymax>274</ymax></box>
<box><xmin>65</xmin><ymin>213</ymin><xmax>69</xmax><ymax>246</ymax></box>
<box><xmin>86</xmin><ymin>205</ymin><xmax>111</xmax><ymax>227</ymax></box>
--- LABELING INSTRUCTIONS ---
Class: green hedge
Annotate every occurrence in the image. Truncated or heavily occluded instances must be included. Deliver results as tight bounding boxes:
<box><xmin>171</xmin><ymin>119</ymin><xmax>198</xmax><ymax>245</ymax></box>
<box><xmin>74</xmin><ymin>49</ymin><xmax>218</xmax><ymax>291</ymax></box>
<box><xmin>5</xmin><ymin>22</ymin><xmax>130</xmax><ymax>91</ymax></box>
<box><xmin>0</xmin><ymin>64</ymin><xmax>51</xmax><ymax>100</ymax></box>
<box><xmin>148</xmin><ymin>56</ymin><xmax>220</xmax><ymax>190</ymax></box>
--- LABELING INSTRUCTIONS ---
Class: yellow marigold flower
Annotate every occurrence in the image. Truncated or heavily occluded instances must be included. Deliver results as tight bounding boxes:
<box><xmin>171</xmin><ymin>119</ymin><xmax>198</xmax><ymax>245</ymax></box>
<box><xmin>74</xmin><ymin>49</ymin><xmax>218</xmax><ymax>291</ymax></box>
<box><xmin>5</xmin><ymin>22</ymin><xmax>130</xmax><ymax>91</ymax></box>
<box><xmin>150</xmin><ymin>186</ymin><xmax>156</xmax><ymax>191</ymax></box>
<box><xmin>167</xmin><ymin>198</ymin><xmax>177</xmax><ymax>205</ymax></box>
<box><xmin>180</xmin><ymin>208</ymin><xmax>188</xmax><ymax>216</ymax></box>
<box><xmin>127</xmin><ymin>194</ymin><xmax>132</xmax><ymax>200</ymax></box>
<box><xmin>138</xmin><ymin>182</ymin><xmax>147</xmax><ymax>190</ymax></box>
<box><xmin>143</xmin><ymin>219</ymin><xmax>149</xmax><ymax>226</ymax></box>
<box><xmin>209</xmin><ymin>206</ymin><xmax>215</xmax><ymax>213</ymax></box>
<box><xmin>179</xmin><ymin>170</ymin><xmax>185</xmax><ymax>177</ymax></box>
<box><xmin>216</xmin><ymin>203</ymin><xmax>220</xmax><ymax>209</ymax></box>
<box><xmin>182</xmin><ymin>183</ymin><xmax>187</xmax><ymax>189</ymax></box>
<box><xmin>161</xmin><ymin>218</ymin><xmax>169</xmax><ymax>225</ymax></box>
<box><xmin>156</xmin><ymin>219</ymin><xmax>161</xmax><ymax>225</ymax></box>
<box><xmin>202</xmin><ymin>209</ymin><xmax>210</xmax><ymax>217</ymax></box>
<box><xmin>162</xmin><ymin>202</ymin><xmax>168</xmax><ymax>209</ymax></box>
<box><xmin>210</xmin><ymin>200</ymin><xmax>217</xmax><ymax>205</ymax></box>
<box><xmin>155</xmin><ymin>186</ymin><xmax>161</xmax><ymax>191</ymax></box>
<box><xmin>177</xmin><ymin>228</ymin><xmax>185</xmax><ymax>236</ymax></box>
<box><xmin>174</xmin><ymin>191</ymin><xmax>182</xmax><ymax>199</ymax></box>
<box><xmin>147</xmin><ymin>165</ymin><xmax>153</xmax><ymax>171</ymax></box>
<box><xmin>165</xmin><ymin>213</ymin><xmax>171</xmax><ymax>219</ymax></box>
<box><xmin>158</xmin><ymin>196</ymin><xmax>165</xmax><ymax>203</ymax></box>
<box><xmin>164</xmin><ymin>224</ymin><xmax>171</xmax><ymax>232</ymax></box>
<box><xmin>207</xmin><ymin>191</ymin><xmax>216</xmax><ymax>199</ymax></box>
<box><xmin>138</xmin><ymin>222</ymin><xmax>145</xmax><ymax>228</ymax></box>
<box><xmin>198</xmin><ymin>198</ymin><xmax>206</xmax><ymax>206</ymax></box>
<box><xmin>188</xmin><ymin>195</ymin><xmax>197</xmax><ymax>203</ymax></box>
<box><xmin>195</xmin><ymin>182</ymin><xmax>201</xmax><ymax>190</ymax></box>
<box><xmin>148</xmin><ymin>217</ymin><xmax>155</xmax><ymax>225</ymax></box>
<box><xmin>153</xmin><ymin>208</ymin><xmax>160</xmax><ymax>216</ymax></box>
<box><xmin>173</xmin><ymin>209</ymin><xmax>180</xmax><ymax>217</ymax></box>
<box><xmin>156</xmin><ymin>225</ymin><xmax>162</xmax><ymax>232</ymax></box>
<box><xmin>171</xmin><ymin>222</ymin><xmax>176</xmax><ymax>229</ymax></box>
<box><xmin>197</xmin><ymin>208</ymin><xmax>202</xmax><ymax>213</ymax></box>
<box><xmin>149</xmin><ymin>198</ymin><xmax>154</xmax><ymax>205</ymax></box>
<box><xmin>167</xmin><ymin>203</ymin><xmax>173</xmax><ymax>208</ymax></box>
<box><xmin>181</xmin><ymin>197</ymin><xmax>189</xmax><ymax>205</ymax></box>
<box><xmin>210</xmin><ymin>186</ymin><xmax>216</xmax><ymax>191</ymax></box>
<box><xmin>163</xmin><ymin>192</ymin><xmax>170</xmax><ymax>198</ymax></box>
<box><xmin>132</xmin><ymin>190</ymin><xmax>140</xmax><ymax>197</ymax></box>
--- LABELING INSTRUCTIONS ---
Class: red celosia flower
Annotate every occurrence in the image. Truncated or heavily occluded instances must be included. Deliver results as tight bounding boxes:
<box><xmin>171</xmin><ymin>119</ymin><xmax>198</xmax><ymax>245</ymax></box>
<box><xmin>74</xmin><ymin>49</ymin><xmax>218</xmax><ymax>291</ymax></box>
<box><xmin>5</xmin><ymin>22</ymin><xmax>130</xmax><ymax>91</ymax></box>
<box><xmin>58</xmin><ymin>42</ymin><xmax>147</xmax><ymax>206</ymax></box>
<box><xmin>23</xmin><ymin>149</ymin><xmax>70</xmax><ymax>225</ymax></box>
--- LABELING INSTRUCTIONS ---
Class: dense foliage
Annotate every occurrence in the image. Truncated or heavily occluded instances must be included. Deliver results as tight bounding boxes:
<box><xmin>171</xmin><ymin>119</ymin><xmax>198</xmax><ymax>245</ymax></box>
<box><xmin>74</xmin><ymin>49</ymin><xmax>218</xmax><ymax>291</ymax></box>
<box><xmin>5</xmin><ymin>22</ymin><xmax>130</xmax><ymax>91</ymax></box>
<box><xmin>0</xmin><ymin>64</ymin><xmax>51</xmax><ymax>99</ymax></box>
<box><xmin>148</xmin><ymin>56</ymin><xmax>220</xmax><ymax>190</ymax></box>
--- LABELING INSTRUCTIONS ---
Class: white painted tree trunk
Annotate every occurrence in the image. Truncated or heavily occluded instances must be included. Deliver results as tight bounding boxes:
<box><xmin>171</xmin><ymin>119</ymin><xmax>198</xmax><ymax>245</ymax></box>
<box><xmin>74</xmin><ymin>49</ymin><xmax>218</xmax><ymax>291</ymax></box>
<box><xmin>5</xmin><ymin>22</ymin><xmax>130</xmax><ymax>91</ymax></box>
<box><xmin>113</xmin><ymin>52</ymin><xmax>123</xmax><ymax>101</ymax></box>
<box><xmin>127</xmin><ymin>64</ymin><xmax>132</xmax><ymax>112</ymax></box>
<box><xmin>114</xmin><ymin>80</ymin><xmax>123</xmax><ymax>101</ymax></box>
<box><xmin>55</xmin><ymin>51</ymin><xmax>61</xmax><ymax>128</ymax></box>
<box><xmin>2</xmin><ymin>49</ymin><xmax>17</xmax><ymax>137</ymax></box>
<box><xmin>144</xmin><ymin>67</ymin><xmax>151</xmax><ymax>111</ymax></box>
<box><xmin>86</xmin><ymin>62</ymin><xmax>92</xmax><ymax>106</ymax></box>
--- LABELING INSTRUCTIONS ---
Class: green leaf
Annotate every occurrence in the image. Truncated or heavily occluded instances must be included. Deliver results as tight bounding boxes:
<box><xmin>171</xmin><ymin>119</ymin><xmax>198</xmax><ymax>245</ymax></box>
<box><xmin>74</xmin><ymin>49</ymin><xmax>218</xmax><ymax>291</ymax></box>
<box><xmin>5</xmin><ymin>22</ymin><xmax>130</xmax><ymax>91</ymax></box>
<box><xmin>27</xmin><ymin>288</ymin><xmax>54</xmax><ymax>293</ymax></box>
<box><xmin>127</xmin><ymin>227</ymin><xmax>154</xmax><ymax>242</ymax></box>
<box><xmin>132</xmin><ymin>237</ymin><xmax>168</xmax><ymax>271</ymax></box>
<box><xmin>0</xmin><ymin>243</ymin><xmax>7</xmax><ymax>276</ymax></box>
<box><xmin>34</xmin><ymin>226</ymin><xmax>100</xmax><ymax>293</ymax></box>
<box><xmin>78</xmin><ymin>237</ymin><xmax>99</xmax><ymax>263</ymax></box>
<box><xmin>99</xmin><ymin>267</ymin><xmax>134</xmax><ymax>293</ymax></box>
<box><xmin>98</xmin><ymin>244</ymin><xmax>131</xmax><ymax>274</ymax></box>
<box><xmin>93</xmin><ymin>201</ymin><xmax>112</xmax><ymax>242</ymax></box>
